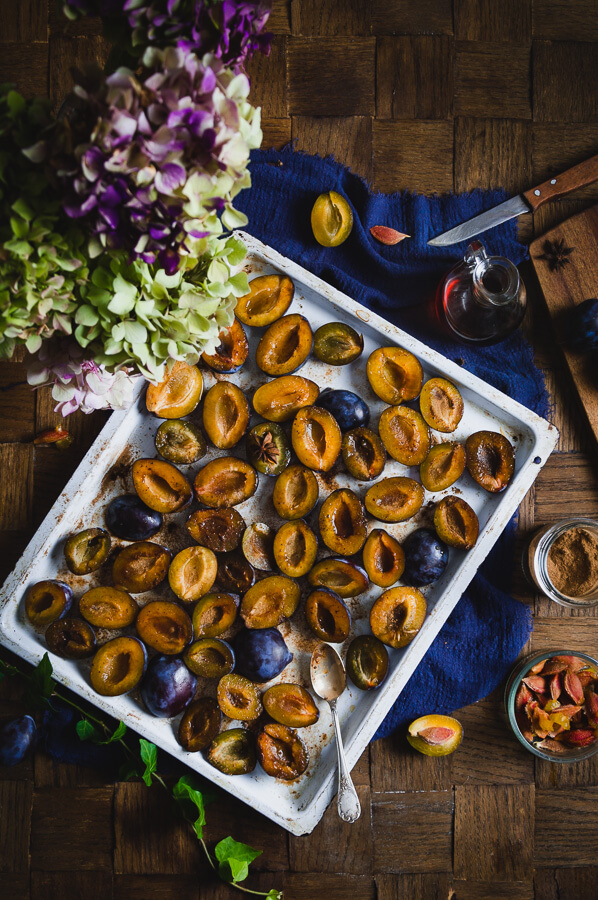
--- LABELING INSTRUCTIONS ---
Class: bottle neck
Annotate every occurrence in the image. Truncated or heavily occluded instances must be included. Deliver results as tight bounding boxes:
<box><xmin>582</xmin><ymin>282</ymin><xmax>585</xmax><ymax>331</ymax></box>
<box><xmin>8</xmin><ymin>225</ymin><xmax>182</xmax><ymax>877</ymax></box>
<box><xmin>465</xmin><ymin>242</ymin><xmax>520</xmax><ymax>309</ymax></box>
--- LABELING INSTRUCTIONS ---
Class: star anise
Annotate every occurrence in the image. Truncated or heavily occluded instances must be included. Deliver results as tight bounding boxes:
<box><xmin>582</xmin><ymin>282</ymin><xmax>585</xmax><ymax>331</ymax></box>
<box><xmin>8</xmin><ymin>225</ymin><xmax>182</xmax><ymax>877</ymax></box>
<box><xmin>536</xmin><ymin>237</ymin><xmax>575</xmax><ymax>272</ymax></box>
<box><xmin>252</xmin><ymin>431</ymin><xmax>280</xmax><ymax>465</ymax></box>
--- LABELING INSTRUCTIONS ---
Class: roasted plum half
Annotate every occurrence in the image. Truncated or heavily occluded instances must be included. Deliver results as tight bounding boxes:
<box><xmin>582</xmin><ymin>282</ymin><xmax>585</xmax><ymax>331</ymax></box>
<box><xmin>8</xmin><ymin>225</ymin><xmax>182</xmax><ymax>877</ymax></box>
<box><xmin>370</xmin><ymin>587</ymin><xmax>427</xmax><ymax>649</ymax></box>
<box><xmin>136</xmin><ymin>600</ymin><xmax>193</xmax><ymax>655</ymax></box>
<box><xmin>207</xmin><ymin>728</ymin><xmax>256</xmax><ymax>775</ymax></box>
<box><xmin>141</xmin><ymin>655</ymin><xmax>197</xmax><ymax>718</ymax></box>
<box><xmin>64</xmin><ymin>527</ymin><xmax>111</xmax><ymax>575</ymax></box>
<box><xmin>273</xmin><ymin>520</ymin><xmax>318</xmax><ymax>578</ymax></box>
<box><xmin>155</xmin><ymin>420</ymin><xmax>207</xmax><ymax>465</ymax></box>
<box><xmin>246</xmin><ymin>423</ymin><xmax>291</xmax><ymax>477</ymax></box>
<box><xmin>317</xmin><ymin>389</ymin><xmax>369</xmax><ymax>431</ymax></box>
<box><xmin>178</xmin><ymin>697</ymin><xmax>222</xmax><ymax>752</ymax></box>
<box><xmin>313</xmin><ymin>322</ymin><xmax>363</xmax><ymax>365</ymax></box>
<box><xmin>466</xmin><ymin>430</ymin><xmax>515</xmax><ymax>493</ymax></box>
<box><xmin>257</xmin><ymin>723</ymin><xmax>308</xmax><ymax>781</ymax></box>
<box><xmin>403</xmin><ymin>528</ymin><xmax>448</xmax><ymax>586</ymax></box>
<box><xmin>364</xmin><ymin>476</ymin><xmax>424</xmax><ymax>523</ymax></box>
<box><xmin>235</xmin><ymin>274</ymin><xmax>294</xmax><ymax>327</ymax></box>
<box><xmin>146</xmin><ymin>361</ymin><xmax>203</xmax><ymax>418</ymax></box>
<box><xmin>319</xmin><ymin>488</ymin><xmax>367</xmax><ymax>554</ymax></box>
<box><xmin>105</xmin><ymin>494</ymin><xmax>162</xmax><ymax>541</ymax></box>
<box><xmin>305</xmin><ymin>588</ymin><xmax>351</xmax><ymax>643</ymax></box>
<box><xmin>256</xmin><ymin>314</ymin><xmax>312</xmax><ymax>376</ymax></box>
<box><xmin>366</xmin><ymin>347</ymin><xmax>423</xmax><ymax>404</ymax></box>
<box><xmin>242</xmin><ymin>523</ymin><xmax>275</xmax><ymax>571</ymax></box>
<box><xmin>184</xmin><ymin>638</ymin><xmax>235</xmax><ymax>678</ymax></box>
<box><xmin>192</xmin><ymin>592</ymin><xmax>239</xmax><ymax>637</ymax></box>
<box><xmin>347</xmin><ymin>635</ymin><xmax>389</xmax><ymax>690</ymax></box>
<box><xmin>434</xmin><ymin>496</ymin><xmax>479</xmax><ymax>550</ymax></box>
<box><xmin>240</xmin><ymin>575</ymin><xmax>300</xmax><ymax>629</ymax></box>
<box><xmin>79</xmin><ymin>586</ymin><xmax>138</xmax><ymax>629</ymax></box>
<box><xmin>132</xmin><ymin>458</ymin><xmax>193</xmax><ymax>513</ymax></box>
<box><xmin>273</xmin><ymin>465</ymin><xmax>319</xmax><ymax>520</ymax></box>
<box><xmin>342</xmin><ymin>427</ymin><xmax>386</xmax><ymax>481</ymax></box>
<box><xmin>216</xmin><ymin>552</ymin><xmax>256</xmax><ymax>594</ymax></box>
<box><xmin>112</xmin><ymin>541</ymin><xmax>172</xmax><ymax>593</ymax></box>
<box><xmin>202</xmin><ymin>381</ymin><xmax>250</xmax><ymax>450</ymax></box>
<box><xmin>234</xmin><ymin>627</ymin><xmax>293</xmax><ymax>683</ymax></box>
<box><xmin>420</xmin><ymin>378</ymin><xmax>464</xmax><ymax>433</ymax></box>
<box><xmin>379</xmin><ymin>406</ymin><xmax>431</xmax><ymax>466</ymax></box>
<box><xmin>307</xmin><ymin>557</ymin><xmax>369</xmax><ymax>598</ymax></box>
<box><xmin>292</xmin><ymin>406</ymin><xmax>342</xmax><ymax>472</ymax></box>
<box><xmin>168</xmin><ymin>546</ymin><xmax>218</xmax><ymax>602</ymax></box>
<box><xmin>311</xmin><ymin>191</ymin><xmax>353</xmax><ymax>248</ymax></box>
<box><xmin>217</xmin><ymin>673</ymin><xmax>262</xmax><ymax>721</ymax></box>
<box><xmin>194</xmin><ymin>457</ymin><xmax>257</xmax><ymax>508</ymax></box>
<box><xmin>253</xmin><ymin>375</ymin><xmax>319</xmax><ymax>423</ymax></box>
<box><xmin>187</xmin><ymin>508</ymin><xmax>245</xmax><ymax>553</ymax></box>
<box><xmin>263</xmin><ymin>683</ymin><xmax>320</xmax><ymax>728</ymax></box>
<box><xmin>362</xmin><ymin>529</ymin><xmax>405</xmax><ymax>588</ymax></box>
<box><xmin>407</xmin><ymin>714</ymin><xmax>464</xmax><ymax>757</ymax></box>
<box><xmin>201</xmin><ymin>318</ymin><xmax>249</xmax><ymax>373</ymax></box>
<box><xmin>420</xmin><ymin>442</ymin><xmax>466</xmax><ymax>492</ymax></box>
<box><xmin>90</xmin><ymin>636</ymin><xmax>147</xmax><ymax>696</ymax></box>
<box><xmin>25</xmin><ymin>580</ymin><xmax>73</xmax><ymax>627</ymax></box>
<box><xmin>46</xmin><ymin>616</ymin><xmax>96</xmax><ymax>659</ymax></box>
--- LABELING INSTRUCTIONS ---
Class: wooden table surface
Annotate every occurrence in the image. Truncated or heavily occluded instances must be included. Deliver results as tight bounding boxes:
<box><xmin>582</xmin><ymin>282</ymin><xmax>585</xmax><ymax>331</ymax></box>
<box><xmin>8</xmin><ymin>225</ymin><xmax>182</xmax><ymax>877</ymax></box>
<box><xmin>2</xmin><ymin>2</ymin><xmax>598</xmax><ymax>898</ymax></box>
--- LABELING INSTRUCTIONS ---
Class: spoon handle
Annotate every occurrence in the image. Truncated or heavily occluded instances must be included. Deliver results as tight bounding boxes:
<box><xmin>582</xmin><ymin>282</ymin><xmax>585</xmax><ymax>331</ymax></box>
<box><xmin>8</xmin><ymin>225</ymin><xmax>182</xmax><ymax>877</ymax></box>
<box><xmin>329</xmin><ymin>698</ymin><xmax>361</xmax><ymax>824</ymax></box>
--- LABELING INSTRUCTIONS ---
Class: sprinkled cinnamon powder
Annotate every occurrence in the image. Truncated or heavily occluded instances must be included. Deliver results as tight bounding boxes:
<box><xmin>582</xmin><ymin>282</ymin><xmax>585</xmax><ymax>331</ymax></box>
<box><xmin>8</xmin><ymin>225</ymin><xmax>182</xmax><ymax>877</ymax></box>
<box><xmin>546</xmin><ymin>527</ymin><xmax>598</xmax><ymax>598</ymax></box>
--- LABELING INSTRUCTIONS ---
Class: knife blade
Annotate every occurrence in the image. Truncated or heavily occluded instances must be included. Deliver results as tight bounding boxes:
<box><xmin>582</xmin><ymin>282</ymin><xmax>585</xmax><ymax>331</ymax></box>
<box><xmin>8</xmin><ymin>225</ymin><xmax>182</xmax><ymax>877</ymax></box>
<box><xmin>428</xmin><ymin>153</ymin><xmax>598</xmax><ymax>246</ymax></box>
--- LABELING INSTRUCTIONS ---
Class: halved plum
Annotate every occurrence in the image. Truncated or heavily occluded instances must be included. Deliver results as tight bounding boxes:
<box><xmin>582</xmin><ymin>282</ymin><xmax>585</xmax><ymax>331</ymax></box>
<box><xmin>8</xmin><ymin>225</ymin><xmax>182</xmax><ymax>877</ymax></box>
<box><xmin>342</xmin><ymin>427</ymin><xmax>386</xmax><ymax>481</ymax></box>
<box><xmin>90</xmin><ymin>636</ymin><xmax>147</xmax><ymax>696</ymax></box>
<box><xmin>192</xmin><ymin>592</ymin><xmax>239</xmax><ymax>637</ymax></box>
<box><xmin>187</xmin><ymin>508</ymin><xmax>246</xmax><ymax>553</ymax></box>
<box><xmin>79</xmin><ymin>587</ymin><xmax>138</xmax><ymax>629</ymax></box>
<box><xmin>207</xmin><ymin>728</ymin><xmax>256</xmax><ymax>775</ymax></box>
<box><xmin>184</xmin><ymin>638</ymin><xmax>235</xmax><ymax>678</ymax></box>
<box><xmin>273</xmin><ymin>520</ymin><xmax>318</xmax><ymax>578</ymax></box>
<box><xmin>319</xmin><ymin>488</ymin><xmax>367</xmax><ymax>554</ymax></box>
<box><xmin>305</xmin><ymin>589</ymin><xmax>351</xmax><ymax>643</ymax></box>
<box><xmin>420</xmin><ymin>378</ymin><xmax>464</xmax><ymax>433</ymax></box>
<box><xmin>64</xmin><ymin>528</ymin><xmax>111</xmax><ymax>575</ymax></box>
<box><xmin>246</xmin><ymin>423</ymin><xmax>291</xmax><ymax>477</ymax></box>
<box><xmin>379</xmin><ymin>406</ymin><xmax>430</xmax><ymax>466</ymax></box>
<box><xmin>136</xmin><ymin>600</ymin><xmax>193</xmax><ymax>654</ymax></box>
<box><xmin>370</xmin><ymin>586</ymin><xmax>427</xmax><ymax>649</ymax></box>
<box><xmin>216</xmin><ymin>552</ymin><xmax>256</xmax><ymax>594</ymax></box>
<box><xmin>253</xmin><ymin>375</ymin><xmax>319</xmax><ymax>423</ymax></box>
<box><xmin>168</xmin><ymin>545</ymin><xmax>218</xmax><ymax>602</ymax></box>
<box><xmin>257</xmin><ymin>723</ymin><xmax>308</xmax><ymax>780</ymax></box>
<box><xmin>313</xmin><ymin>322</ymin><xmax>363</xmax><ymax>366</ymax></box>
<box><xmin>242</xmin><ymin>523</ymin><xmax>275</xmax><ymax>571</ymax></box>
<box><xmin>346</xmin><ymin>635</ymin><xmax>389</xmax><ymax>690</ymax></box>
<box><xmin>201</xmin><ymin>318</ymin><xmax>249</xmax><ymax>373</ymax></box>
<box><xmin>366</xmin><ymin>347</ymin><xmax>423</xmax><ymax>404</ymax></box>
<box><xmin>217</xmin><ymin>673</ymin><xmax>262</xmax><ymax>721</ymax></box>
<box><xmin>407</xmin><ymin>714</ymin><xmax>463</xmax><ymax>756</ymax></box>
<box><xmin>262</xmin><ymin>683</ymin><xmax>320</xmax><ymax>728</ymax></box>
<box><xmin>362</xmin><ymin>529</ymin><xmax>405</xmax><ymax>588</ymax></box>
<box><xmin>155</xmin><ymin>420</ymin><xmax>207</xmax><ymax>465</ymax></box>
<box><xmin>25</xmin><ymin>580</ymin><xmax>72</xmax><ymax>627</ymax></box>
<box><xmin>132</xmin><ymin>458</ymin><xmax>193</xmax><ymax>513</ymax></box>
<box><xmin>112</xmin><ymin>541</ymin><xmax>172</xmax><ymax>593</ymax></box>
<box><xmin>146</xmin><ymin>361</ymin><xmax>203</xmax><ymax>418</ymax></box>
<box><xmin>466</xmin><ymin>431</ymin><xmax>515</xmax><ymax>493</ymax></box>
<box><xmin>307</xmin><ymin>557</ymin><xmax>369</xmax><ymax>597</ymax></box>
<box><xmin>178</xmin><ymin>697</ymin><xmax>222</xmax><ymax>752</ymax></box>
<box><xmin>46</xmin><ymin>616</ymin><xmax>96</xmax><ymax>659</ymax></box>
<box><xmin>235</xmin><ymin>274</ymin><xmax>294</xmax><ymax>327</ymax></box>
<box><xmin>434</xmin><ymin>496</ymin><xmax>479</xmax><ymax>550</ymax></box>
<box><xmin>194</xmin><ymin>457</ymin><xmax>257</xmax><ymax>508</ymax></box>
<box><xmin>420</xmin><ymin>442</ymin><xmax>466</xmax><ymax>492</ymax></box>
<box><xmin>273</xmin><ymin>465</ymin><xmax>319</xmax><ymax>520</ymax></box>
<box><xmin>202</xmin><ymin>381</ymin><xmax>250</xmax><ymax>450</ymax></box>
<box><xmin>256</xmin><ymin>314</ymin><xmax>312</xmax><ymax>376</ymax></box>
<box><xmin>240</xmin><ymin>575</ymin><xmax>300</xmax><ymax>629</ymax></box>
<box><xmin>364</xmin><ymin>477</ymin><xmax>424</xmax><ymax>523</ymax></box>
<box><xmin>292</xmin><ymin>406</ymin><xmax>342</xmax><ymax>472</ymax></box>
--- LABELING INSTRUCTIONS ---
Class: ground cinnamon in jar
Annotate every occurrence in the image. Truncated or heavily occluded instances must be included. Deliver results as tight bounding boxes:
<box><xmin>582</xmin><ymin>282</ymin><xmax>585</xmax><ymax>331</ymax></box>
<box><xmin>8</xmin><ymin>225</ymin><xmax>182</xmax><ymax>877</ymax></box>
<box><xmin>546</xmin><ymin>527</ymin><xmax>598</xmax><ymax>597</ymax></box>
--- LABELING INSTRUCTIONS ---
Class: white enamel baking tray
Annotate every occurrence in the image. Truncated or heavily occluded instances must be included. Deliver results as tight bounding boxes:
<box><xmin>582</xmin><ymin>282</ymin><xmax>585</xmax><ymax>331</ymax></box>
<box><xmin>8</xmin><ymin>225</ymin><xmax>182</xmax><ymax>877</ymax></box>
<box><xmin>0</xmin><ymin>232</ymin><xmax>557</xmax><ymax>835</ymax></box>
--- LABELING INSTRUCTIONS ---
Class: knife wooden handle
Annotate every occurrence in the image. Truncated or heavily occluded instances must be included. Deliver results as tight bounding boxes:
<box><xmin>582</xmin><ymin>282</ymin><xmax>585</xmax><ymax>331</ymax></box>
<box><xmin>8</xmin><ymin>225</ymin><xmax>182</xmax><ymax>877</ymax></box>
<box><xmin>523</xmin><ymin>154</ymin><xmax>598</xmax><ymax>210</ymax></box>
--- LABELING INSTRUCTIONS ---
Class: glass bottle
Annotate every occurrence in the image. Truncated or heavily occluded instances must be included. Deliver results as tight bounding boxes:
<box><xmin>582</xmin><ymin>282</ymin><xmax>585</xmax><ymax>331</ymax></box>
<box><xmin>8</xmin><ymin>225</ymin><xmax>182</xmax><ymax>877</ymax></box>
<box><xmin>436</xmin><ymin>241</ymin><xmax>527</xmax><ymax>344</ymax></box>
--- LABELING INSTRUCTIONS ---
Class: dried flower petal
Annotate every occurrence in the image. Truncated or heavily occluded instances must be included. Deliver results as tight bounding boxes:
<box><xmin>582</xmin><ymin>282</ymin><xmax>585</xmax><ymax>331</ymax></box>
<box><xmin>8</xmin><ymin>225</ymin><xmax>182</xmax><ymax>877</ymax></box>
<box><xmin>523</xmin><ymin>675</ymin><xmax>546</xmax><ymax>694</ymax></box>
<box><xmin>564</xmin><ymin>670</ymin><xmax>584</xmax><ymax>705</ymax></box>
<box><xmin>370</xmin><ymin>226</ymin><xmax>409</xmax><ymax>245</ymax></box>
<box><xmin>550</xmin><ymin>673</ymin><xmax>561</xmax><ymax>701</ymax></box>
<box><xmin>540</xmin><ymin>660</ymin><xmax>568</xmax><ymax>676</ymax></box>
<box><xmin>563</xmin><ymin>729</ymin><xmax>596</xmax><ymax>747</ymax></box>
<box><xmin>530</xmin><ymin>660</ymin><xmax>546</xmax><ymax>674</ymax></box>
<box><xmin>554</xmin><ymin>655</ymin><xmax>587</xmax><ymax>672</ymax></box>
<box><xmin>515</xmin><ymin>683</ymin><xmax>533</xmax><ymax>711</ymax></box>
<box><xmin>536</xmin><ymin>738</ymin><xmax>568</xmax><ymax>753</ymax></box>
<box><xmin>34</xmin><ymin>427</ymin><xmax>70</xmax><ymax>445</ymax></box>
<box><xmin>586</xmin><ymin>690</ymin><xmax>598</xmax><ymax>728</ymax></box>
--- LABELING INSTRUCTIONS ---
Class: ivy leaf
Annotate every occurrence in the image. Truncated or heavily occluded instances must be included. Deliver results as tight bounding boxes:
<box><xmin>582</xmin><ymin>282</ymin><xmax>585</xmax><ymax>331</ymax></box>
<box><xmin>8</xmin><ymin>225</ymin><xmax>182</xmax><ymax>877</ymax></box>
<box><xmin>76</xmin><ymin>718</ymin><xmax>100</xmax><ymax>742</ymax></box>
<box><xmin>215</xmin><ymin>836</ymin><xmax>262</xmax><ymax>884</ymax></box>
<box><xmin>23</xmin><ymin>653</ymin><xmax>55</xmax><ymax>709</ymax></box>
<box><xmin>139</xmin><ymin>738</ymin><xmax>158</xmax><ymax>786</ymax></box>
<box><xmin>0</xmin><ymin>658</ymin><xmax>19</xmax><ymax>683</ymax></box>
<box><xmin>100</xmin><ymin>720</ymin><xmax>127</xmax><ymax>745</ymax></box>
<box><xmin>118</xmin><ymin>759</ymin><xmax>140</xmax><ymax>782</ymax></box>
<box><xmin>172</xmin><ymin>775</ymin><xmax>206</xmax><ymax>841</ymax></box>
<box><xmin>266</xmin><ymin>891</ymin><xmax>283</xmax><ymax>900</ymax></box>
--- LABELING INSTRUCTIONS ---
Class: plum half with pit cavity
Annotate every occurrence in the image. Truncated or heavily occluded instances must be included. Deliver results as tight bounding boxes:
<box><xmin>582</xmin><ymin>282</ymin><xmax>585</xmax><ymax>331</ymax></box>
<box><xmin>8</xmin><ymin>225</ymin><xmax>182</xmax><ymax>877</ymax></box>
<box><xmin>291</xmin><ymin>406</ymin><xmax>342</xmax><ymax>472</ymax></box>
<box><xmin>362</xmin><ymin>529</ymin><xmax>405</xmax><ymax>588</ymax></box>
<box><xmin>217</xmin><ymin>673</ymin><xmax>262</xmax><ymax>721</ymax></box>
<box><xmin>370</xmin><ymin>587</ymin><xmax>427</xmax><ymax>649</ymax></box>
<box><xmin>235</xmin><ymin>274</ymin><xmax>294</xmax><ymax>327</ymax></box>
<box><xmin>307</xmin><ymin>557</ymin><xmax>369</xmax><ymax>597</ymax></box>
<box><xmin>319</xmin><ymin>488</ymin><xmax>367</xmax><ymax>555</ymax></box>
<box><xmin>186</xmin><ymin>508</ymin><xmax>245</xmax><ymax>553</ymax></box>
<box><xmin>178</xmin><ymin>697</ymin><xmax>222</xmax><ymax>752</ymax></box>
<box><xmin>262</xmin><ymin>683</ymin><xmax>320</xmax><ymax>728</ymax></box>
<box><xmin>273</xmin><ymin>520</ymin><xmax>318</xmax><ymax>578</ymax></box>
<box><xmin>145</xmin><ymin>361</ymin><xmax>203</xmax><ymax>418</ymax></box>
<box><xmin>24</xmin><ymin>580</ymin><xmax>73</xmax><ymax>627</ymax></box>
<box><xmin>240</xmin><ymin>575</ymin><xmax>300</xmax><ymax>629</ymax></box>
<box><xmin>132</xmin><ymin>458</ymin><xmax>193</xmax><ymax>513</ymax></box>
<box><xmin>207</xmin><ymin>728</ymin><xmax>256</xmax><ymax>775</ymax></box>
<box><xmin>257</xmin><ymin>723</ymin><xmax>309</xmax><ymax>780</ymax></box>
<box><xmin>202</xmin><ymin>381</ymin><xmax>250</xmax><ymax>450</ymax></box>
<box><xmin>272</xmin><ymin>465</ymin><xmax>319</xmax><ymax>519</ymax></box>
<box><xmin>305</xmin><ymin>588</ymin><xmax>351</xmax><ymax>643</ymax></box>
<box><xmin>433</xmin><ymin>496</ymin><xmax>479</xmax><ymax>550</ymax></box>
<box><xmin>90</xmin><ymin>636</ymin><xmax>147</xmax><ymax>696</ymax></box>
<box><xmin>420</xmin><ymin>442</ymin><xmax>466</xmax><ymax>492</ymax></box>
<box><xmin>342</xmin><ymin>427</ymin><xmax>386</xmax><ymax>481</ymax></box>
<box><xmin>136</xmin><ymin>600</ymin><xmax>193</xmax><ymax>655</ymax></box>
<box><xmin>347</xmin><ymin>635</ymin><xmax>389</xmax><ymax>691</ymax></box>
<box><xmin>313</xmin><ymin>322</ymin><xmax>363</xmax><ymax>365</ymax></box>
<box><xmin>194</xmin><ymin>457</ymin><xmax>257</xmax><ymax>508</ymax></box>
<box><xmin>256</xmin><ymin>313</ymin><xmax>312</xmax><ymax>376</ymax></box>
<box><xmin>201</xmin><ymin>318</ymin><xmax>248</xmax><ymax>373</ymax></box>
<box><xmin>79</xmin><ymin>587</ymin><xmax>138</xmax><ymax>629</ymax></box>
<box><xmin>420</xmin><ymin>378</ymin><xmax>464</xmax><ymax>433</ymax></box>
<box><xmin>64</xmin><ymin>527</ymin><xmax>111</xmax><ymax>575</ymax></box>
<box><xmin>466</xmin><ymin>430</ymin><xmax>515</xmax><ymax>493</ymax></box>
<box><xmin>367</xmin><ymin>347</ymin><xmax>423</xmax><ymax>404</ymax></box>
<box><xmin>253</xmin><ymin>375</ymin><xmax>319</xmax><ymax>423</ymax></box>
<box><xmin>192</xmin><ymin>592</ymin><xmax>239</xmax><ymax>638</ymax></box>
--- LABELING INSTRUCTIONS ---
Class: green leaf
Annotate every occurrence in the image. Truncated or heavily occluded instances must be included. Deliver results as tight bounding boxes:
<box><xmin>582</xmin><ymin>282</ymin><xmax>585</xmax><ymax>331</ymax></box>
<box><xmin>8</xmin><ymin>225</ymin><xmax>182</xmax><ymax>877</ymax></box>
<box><xmin>100</xmin><ymin>720</ymin><xmax>127</xmax><ymax>745</ymax></box>
<box><xmin>139</xmin><ymin>738</ymin><xmax>157</xmax><ymax>786</ymax></box>
<box><xmin>75</xmin><ymin>305</ymin><xmax>99</xmax><ymax>327</ymax></box>
<box><xmin>215</xmin><ymin>836</ymin><xmax>262</xmax><ymax>884</ymax></box>
<box><xmin>22</xmin><ymin>652</ymin><xmax>55</xmax><ymax>709</ymax></box>
<box><xmin>76</xmin><ymin>718</ymin><xmax>100</xmax><ymax>742</ymax></box>
<box><xmin>266</xmin><ymin>891</ymin><xmax>283</xmax><ymax>900</ymax></box>
<box><xmin>107</xmin><ymin>291</ymin><xmax>137</xmax><ymax>315</ymax></box>
<box><xmin>172</xmin><ymin>775</ymin><xmax>206</xmax><ymax>841</ymax></box>
<box><xmin>123</xmin><ymin>320</ymin><xmax>147</xmax><ymax>344</ymax></box>
<box><xmin>6</xmin><ymin>89</ymin><xmax>25</xmax><ymax>116</ymax></box>
<box><xmin>118</xmin><ymin>760</ymin><xmax>140</xmax><ymax>782</ymax></box>
<box><xmin>0</xmin><ymin>658</ymin><xmax>19</xmax><ymax>682</ymax></box>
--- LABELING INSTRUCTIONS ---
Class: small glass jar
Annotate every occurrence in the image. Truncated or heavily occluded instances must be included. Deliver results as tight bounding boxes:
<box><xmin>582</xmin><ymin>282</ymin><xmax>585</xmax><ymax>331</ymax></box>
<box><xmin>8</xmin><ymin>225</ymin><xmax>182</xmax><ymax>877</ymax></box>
<box><xmin>522</xmin><ymin>517</ymin><xmax>598</xmax><ymax>609</ymax></box>
<box><xmin>505</xmin><ymin>650</ymin><xmax>598</xmax><ymax>763</ymax></box>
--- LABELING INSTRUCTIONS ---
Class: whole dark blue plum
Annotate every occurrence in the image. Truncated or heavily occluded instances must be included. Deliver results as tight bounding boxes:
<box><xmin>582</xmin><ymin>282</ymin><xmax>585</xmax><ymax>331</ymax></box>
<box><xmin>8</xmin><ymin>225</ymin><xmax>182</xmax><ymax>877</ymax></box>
<box><xmin>318</xmin><ymin>389</ymin><xmax>370</xmax><ymax>431</ymax></box>
<box><xmin>563</xmin><ymin>298</ymin><xmax>598</xmax><ymax>352</ymax></box>
<box><xmin>140</xmin><ymin>656</ymin><xmax>197</xmax><ymax>718</ymax></box>
<box><xmin>403</xmin><ymin>528</ymin><xmax>448</xmax><ymax>586</ymax></box>
<box><xmin>105</xmin><ymin>494</ymin><xmax>162</xmax><ymax>541</ymax></box>
<box><xmin>0</xmin><ymin>715</ymin><xmax>36</xmax><ymax>766</ymax></box>
<box><xmin>234</xmin><ymin>628</ymin><xmax>293</xmax><ymax>683</ymax></box>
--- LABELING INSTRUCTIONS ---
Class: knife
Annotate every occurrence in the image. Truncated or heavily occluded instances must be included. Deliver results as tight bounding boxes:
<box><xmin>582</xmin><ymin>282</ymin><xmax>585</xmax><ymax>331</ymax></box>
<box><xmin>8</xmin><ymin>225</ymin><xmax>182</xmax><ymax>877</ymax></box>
<box><xmin>428</xmin><ymin>154</ymin><xmax>598</xmax><ymax>246</ymax></box>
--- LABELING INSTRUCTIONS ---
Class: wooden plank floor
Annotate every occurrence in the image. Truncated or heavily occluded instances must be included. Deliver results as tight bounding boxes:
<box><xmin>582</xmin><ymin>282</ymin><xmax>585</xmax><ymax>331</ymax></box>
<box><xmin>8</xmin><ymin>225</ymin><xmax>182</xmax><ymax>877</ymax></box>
<box><xmin>2</xmin><ymin>2</ymin><xmax>598</xmax><ymax>898</ymax></box>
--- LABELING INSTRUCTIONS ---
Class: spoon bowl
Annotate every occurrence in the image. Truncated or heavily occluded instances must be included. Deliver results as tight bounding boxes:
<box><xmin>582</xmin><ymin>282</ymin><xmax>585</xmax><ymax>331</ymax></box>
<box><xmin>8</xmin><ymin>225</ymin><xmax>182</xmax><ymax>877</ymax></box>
<box><xmin>310</xmin><ymin>642</ymin><xmax>346</xmax><ymax>701</ymax></box>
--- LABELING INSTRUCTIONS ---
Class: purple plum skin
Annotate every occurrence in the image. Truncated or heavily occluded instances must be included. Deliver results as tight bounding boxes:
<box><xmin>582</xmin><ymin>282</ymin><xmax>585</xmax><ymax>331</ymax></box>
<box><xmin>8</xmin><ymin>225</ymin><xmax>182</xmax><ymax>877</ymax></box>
<box><xmin>234</xmin><ymin>628</ymin><xmax>293</xmax><ymax>683</ymax></box>
<box><xmin>140</xmin><ymin>656</ymin><xmax>197</xmax><ymax>718</ymax></box>
<box><xmin>403</xmin><ymin>528</ymin><xmax>449</xmax><ymax>586</ymax></box>
<box><xmin>318</xmin><ymin>389</ymin><xmax>370</xmax><ymax>431</ymax></box>
<box><xmin>105</xmin><ymin>494</ymin><xmax>162</xmax><ymax>541</ymax></box>
<box><xmin>0</xmin><ymin>715</ymin><xmax>36</xmax><ymax>766</ymax></box>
